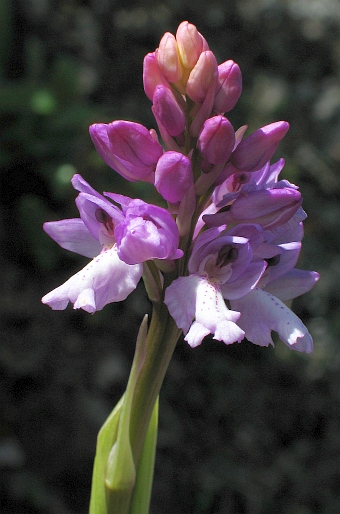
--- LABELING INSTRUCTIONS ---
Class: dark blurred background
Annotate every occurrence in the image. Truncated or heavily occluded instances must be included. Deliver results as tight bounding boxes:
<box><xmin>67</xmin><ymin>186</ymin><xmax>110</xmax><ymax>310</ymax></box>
<box><xmin>0</xmin><ymin>0</ymin><xmax>339</xmax><ymax>513</ymax></box>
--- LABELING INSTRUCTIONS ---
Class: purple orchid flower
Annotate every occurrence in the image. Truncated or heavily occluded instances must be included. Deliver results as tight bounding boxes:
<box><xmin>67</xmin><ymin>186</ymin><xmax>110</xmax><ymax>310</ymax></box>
<box><xmin>42</xmin><ymin>20</ymin><xmax>319</xmax><ymax>360</ymax></box>
<box><xmin>42</xmin><ymin>173</ymin><xmax>186</xmax><ymax>312</ymax></box>
<box><xmin>204</xmin><ymin>188</ymin><xmax>302</xmax><ymax>231</ymax></box>
<box><xmin>165</xmin><ymin>275</ymin><xmax>245</xmax><ymax>348</ymax></box>
<box><xmin>231</xmin><ymin>216</ymin><xmax>319</xmax><ymax>352</ymax></box>
<box><xmin>165</xmin><ymin>224</ymin><xmax>267</xmax><ymax>347</ymax></box>
<box><xmin>203</xmin><ymin>159</ymin><xmax>303</xmax><ymax>231</ymax></box>
<box><xmin>213</xmin><ymin>158</ymin><xmax>292</xmax><ymax>205</ymax></box>
<box><xmin>41</xmin><ymin>175</ymin><xmax>143</xmax><ymax>312</ymax></box>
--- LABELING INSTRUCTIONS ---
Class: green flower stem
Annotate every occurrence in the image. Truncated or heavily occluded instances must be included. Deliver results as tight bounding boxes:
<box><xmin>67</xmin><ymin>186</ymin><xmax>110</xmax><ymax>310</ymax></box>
<box><xmin>90</xmin><ymin>295</ymin><xmax>181</xmax><ymax>514</ymax></box>
<box><xmin>89</xmin><ymin>396</ymin><xmax>124</xmax><ymax>513</ymax></box>
<box><xmin>99</xmin><ymin>300</ymin><xmax>181</xmax><ymax>514</ymax></box>
<box><xmin>129</xmin><ymin>299</ymin><xmax>181</xmax><ymax>474</ymax></box>
<box><xmin>105</xmin><ymin>316</ymin><xmax>149</xmax><ymax>514</ymax></box>
<box><xmin>129</xmin><ymin>397</ymin><xmax>159</xmax><ymax>514</ymax></box>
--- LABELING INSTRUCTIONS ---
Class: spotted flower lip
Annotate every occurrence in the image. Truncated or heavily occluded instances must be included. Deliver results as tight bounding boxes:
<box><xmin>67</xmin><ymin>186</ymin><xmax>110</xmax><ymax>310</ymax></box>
<box><xmin>228</xmin><ymin>210</ymin><xmax>319</xmax><ymax>352</ymax></box>
<box><xmin>231</xmin><ymin>288</ymin><xmax>314</xmax><ymax>353</ymax></box>
<box><xmin>41</xmin><ymin>246</ymin><xmax>143</xmax><ymax>313</ymax></box>
<box><xmin>165</xmin><ymin>275</ymin><xmax>245</xmax><ymax>348</ymax></box>
<box><xmin>41</xmin><ymin>175</ymin><xmax>144</xmax><ymax>313</ymax></box>
<box><xmin>164</xmin><ymin>223</ymin><xmax>267</xmax><ymax>348</ymax></box>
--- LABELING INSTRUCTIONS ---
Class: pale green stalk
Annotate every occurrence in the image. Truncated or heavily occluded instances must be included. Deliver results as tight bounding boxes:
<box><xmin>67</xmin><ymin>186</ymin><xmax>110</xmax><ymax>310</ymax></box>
<box><xmin>90</xmin><ymin>299</ymin><xmax>181</xmax><ymax>514</ymax></box>
<box><xmin>128</xmin><ymin>300</ymin><xmax>181</xmax><ymax>470</ymax></box>
<box><xmin>89</xmin><ymin>396</ymin><xmax>124</xmax><ymax>513</ymax></box>
<box><xmin>129</xmin><ymin>397</ymin><xmax>159</xmax><ymax>514</ymax></box>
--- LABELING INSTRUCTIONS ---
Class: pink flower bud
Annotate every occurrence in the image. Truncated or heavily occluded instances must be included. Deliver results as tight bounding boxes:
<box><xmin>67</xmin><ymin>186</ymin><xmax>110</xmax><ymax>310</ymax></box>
<box><xmin>143</xmin><ymin>52</ymin><xmax>170</xmax><ymax>101</ymax></box>
<box><xmin>186</xmin><ymin>51</ymin><xmax>218</xmax><ymax>104</ymax></box>
<box><xmin>152</xmin><ymin>109</ymin><xmax>183</xmax><ymax>153</ymax></box>
<box><xmin>198</xmin><ymin>115</ymin><xmax>235</xmax><ymax>165</ymax></box>
<box><xmin>152</xmin><ymin>85</ymin><xmax>186</xmax><ymax>137</ymax></box>
<box><xmin>155</xmin><ymin>151</ymin><xmax>194</xmax><ymax>203</ymax></box>
<box><xmin>176</xmin><ymin>21</ymin><xmax>208</xmax><ymax>70</ymax></box>
<box><xmin>213</xmin><ymin>60</ymin><xmax>242</xmax><ymax>113</ymax></box>
<box><xmin>89</xmin><ymin>121</ymin><xmax>163</xmax><ymax>182</ymax></box>
<box><xmin>157</xmin><ymin>32</ymin><xmax>183</xmax><ymax>83</ymax></box>
<box><xmin>231</xmin><ymin>121</ymin><xmax>290</xmax><ymax>172</ymax></box>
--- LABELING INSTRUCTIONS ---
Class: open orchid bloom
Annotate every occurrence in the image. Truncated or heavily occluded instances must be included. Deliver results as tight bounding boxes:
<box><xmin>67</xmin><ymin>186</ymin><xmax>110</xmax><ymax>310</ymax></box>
<box><xmin>165</xmin><ymin>224</ymin><xmax>267</xmax><ymax>347</ymax></box>
<box><xmin>43</xmin><ymin>21</ymin><xmax>318</xmax><ymax>354</ymax></box>
<box><xmin>42</xmin><ymin>176</ymin><xmax>143</xmax><ymax>312</ymax></box>
<box><xmin>42</xmin><ymin>175</ymin><xmax>183</xmax><ymax>312</ymax></box>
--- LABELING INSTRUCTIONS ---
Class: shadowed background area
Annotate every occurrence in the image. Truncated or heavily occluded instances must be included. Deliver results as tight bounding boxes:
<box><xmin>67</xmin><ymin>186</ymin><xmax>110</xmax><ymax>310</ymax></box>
<box><xmin>0</xmin><ymin>0</ymin><xmax>339</xmax><ymax>513</ymax></box>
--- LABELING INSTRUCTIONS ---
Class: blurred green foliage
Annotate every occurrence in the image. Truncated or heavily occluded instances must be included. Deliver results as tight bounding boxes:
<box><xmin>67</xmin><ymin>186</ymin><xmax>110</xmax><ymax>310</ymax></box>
<box><xmin>0</xmin><ymin>1</ymin><xmax>339</xmax><ymax>513</ymax></box>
